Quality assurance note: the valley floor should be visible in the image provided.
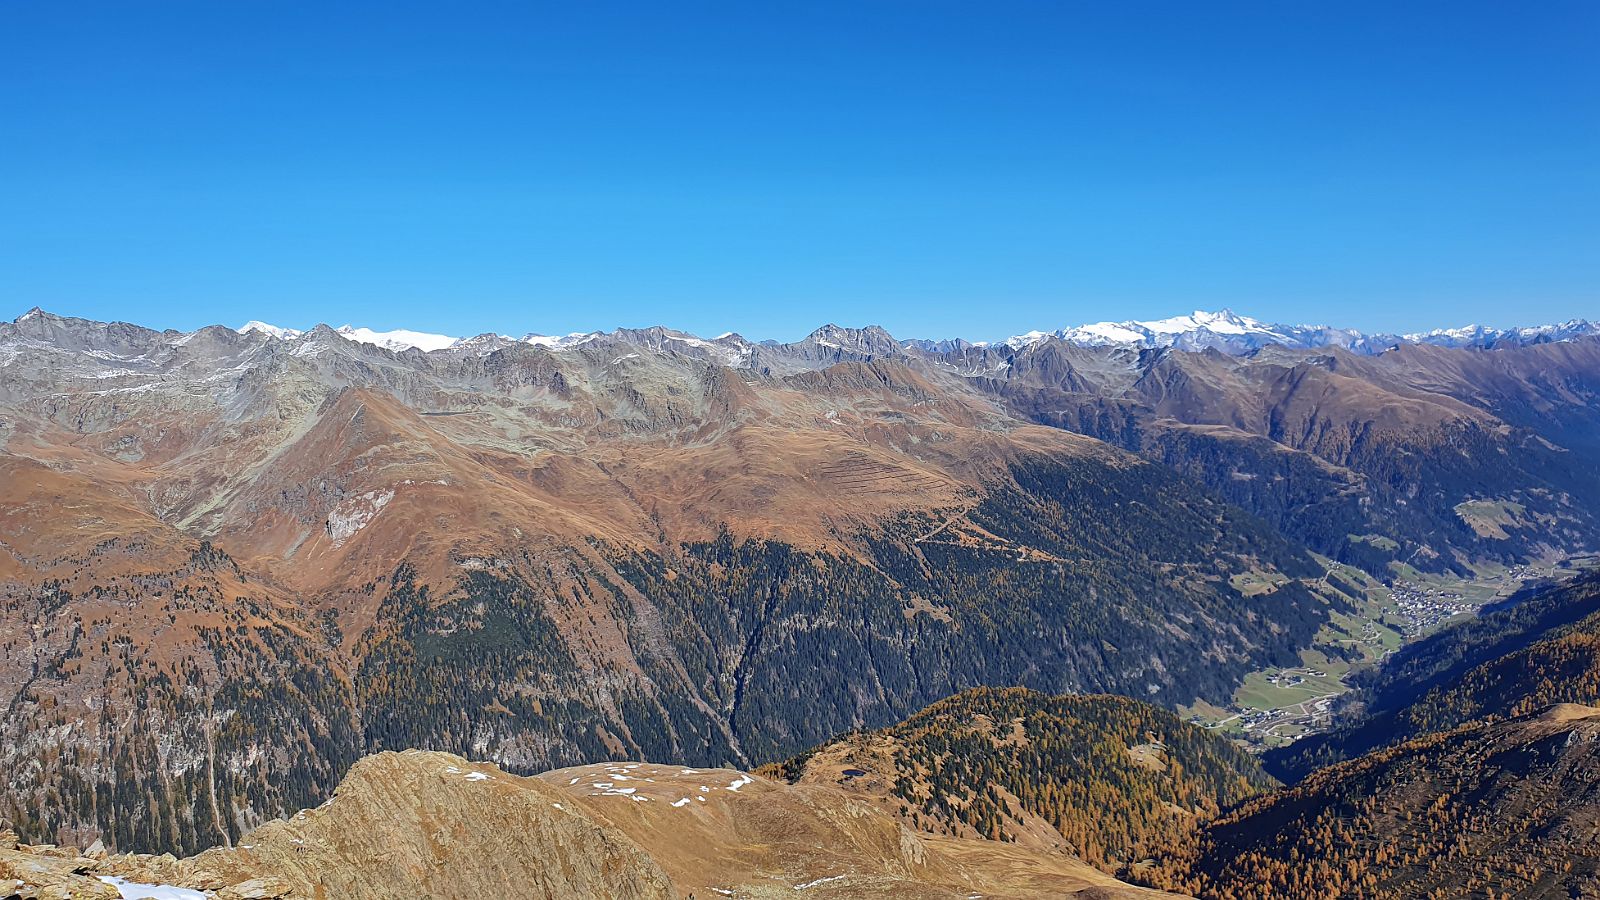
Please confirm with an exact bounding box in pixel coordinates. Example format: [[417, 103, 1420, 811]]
[[1183, 553, 1600, 752]]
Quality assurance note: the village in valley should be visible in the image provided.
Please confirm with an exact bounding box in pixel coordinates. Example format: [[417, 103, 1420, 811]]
[[1185, 556, 1580, 751]]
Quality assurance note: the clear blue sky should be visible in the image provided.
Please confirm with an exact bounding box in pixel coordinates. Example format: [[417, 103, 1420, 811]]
[[3, 1, 1596, 342]]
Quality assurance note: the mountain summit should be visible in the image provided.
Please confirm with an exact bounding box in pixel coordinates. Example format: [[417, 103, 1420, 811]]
[[1009, 308, 1335, 352]]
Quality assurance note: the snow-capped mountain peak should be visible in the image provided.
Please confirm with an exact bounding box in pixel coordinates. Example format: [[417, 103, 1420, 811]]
[[520, 332, 601, 349], [333, 325, 460, 353], [1046, 308, 1296, 350], [1402, 324, 1492, 342], [237, 321, 304, 340], [235, 321, 460, 352], [1010, 309, 1361, 354], [1005, 309, 1599, 355]]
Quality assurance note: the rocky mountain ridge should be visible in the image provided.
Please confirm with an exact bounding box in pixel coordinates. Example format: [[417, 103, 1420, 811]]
[[10, 304, 1600, 573]]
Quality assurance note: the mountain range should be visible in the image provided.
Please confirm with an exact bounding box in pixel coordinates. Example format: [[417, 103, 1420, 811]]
[[1005, 308, 1600, 355], [223, 307, 1600, 357], [3, 304, 1600, 896]]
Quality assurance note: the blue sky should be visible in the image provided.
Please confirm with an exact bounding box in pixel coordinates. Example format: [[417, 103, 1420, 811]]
[[2, 1, 1596, 342]]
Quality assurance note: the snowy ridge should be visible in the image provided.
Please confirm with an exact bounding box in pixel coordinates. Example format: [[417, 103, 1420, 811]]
[[237, 320, 457, 351], [1009, 309, 1357, 353], [521, 331, 601, 350], [1400, 319, 1600, 348], [334, 325, 460, 353], [1007, 309, 1599, 355], [238, 320, 304, 340]]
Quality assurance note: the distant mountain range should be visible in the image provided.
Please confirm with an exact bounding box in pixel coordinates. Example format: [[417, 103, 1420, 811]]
[[224, 306, 1599, 357], [1007, 308, 1600, 355]]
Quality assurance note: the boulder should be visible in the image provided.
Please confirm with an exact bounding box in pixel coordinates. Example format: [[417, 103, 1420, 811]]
[[216, 876, 293, 899]]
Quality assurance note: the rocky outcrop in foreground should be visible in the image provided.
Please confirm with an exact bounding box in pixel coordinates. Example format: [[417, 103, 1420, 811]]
[[6, 750, 1170, 900]]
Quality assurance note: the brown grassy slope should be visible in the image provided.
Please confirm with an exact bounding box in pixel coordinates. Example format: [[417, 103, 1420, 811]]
[[105, 750, 1179, 900]]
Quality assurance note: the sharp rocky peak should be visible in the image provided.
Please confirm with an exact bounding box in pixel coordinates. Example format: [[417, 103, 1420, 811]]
[[803, 323, 901, 354]]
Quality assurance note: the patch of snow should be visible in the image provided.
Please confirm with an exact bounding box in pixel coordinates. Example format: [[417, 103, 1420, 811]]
[[794, 874, 848, 890], [463, 771, 489, 782], [671, 797, 692, 807], [656, 332, 754, 366], [521, 332, 599, 349], [725, 774, 754, 792], [98, 877, 207, 900], [326, 489, 395, 546]]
